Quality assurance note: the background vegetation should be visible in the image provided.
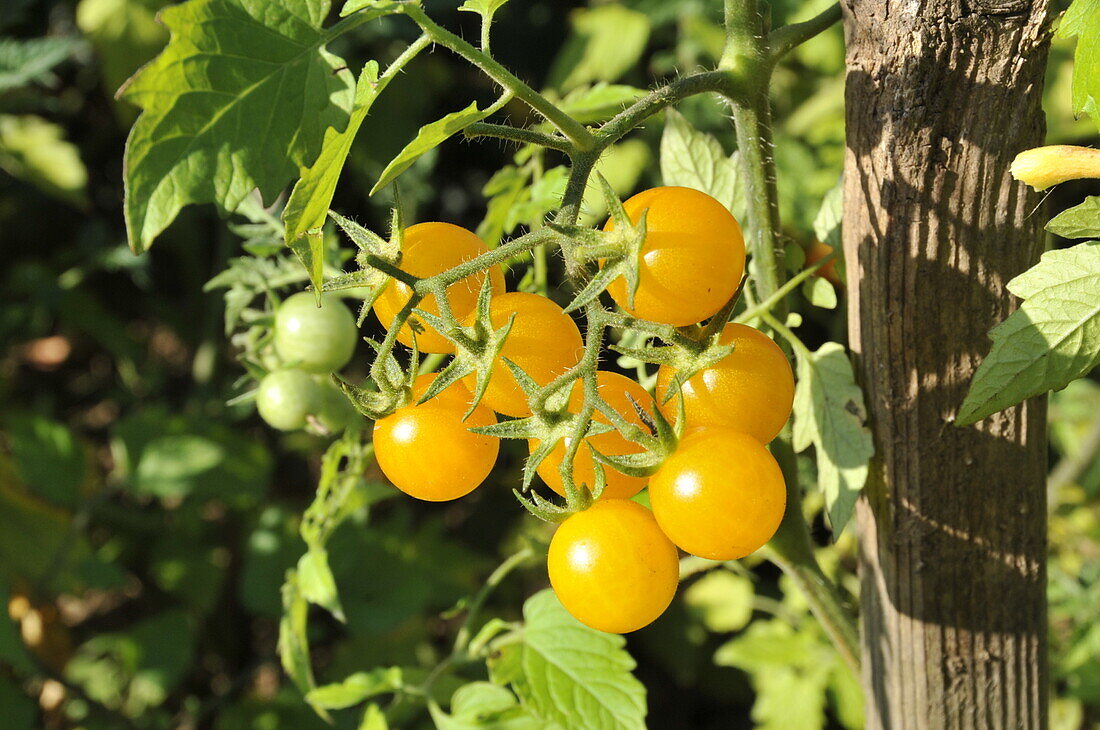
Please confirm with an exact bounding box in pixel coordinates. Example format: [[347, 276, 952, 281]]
[[0, 0, 1097, 728]]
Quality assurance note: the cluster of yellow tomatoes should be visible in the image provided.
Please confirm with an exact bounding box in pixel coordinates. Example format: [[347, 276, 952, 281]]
[[264, 187, 794, 634]]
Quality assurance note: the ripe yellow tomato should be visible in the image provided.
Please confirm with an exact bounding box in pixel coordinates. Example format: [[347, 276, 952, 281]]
[[529, 371, 651, 500], [548, 499, 679, 633], [603, 187, 745, 326], [656, 323, 793, 444], [806, 240, 841, 287], [373, 374, 499, 501], [649, 428, 786, 560], [372, 222, 506, 353], [461, 292, 583, 417]]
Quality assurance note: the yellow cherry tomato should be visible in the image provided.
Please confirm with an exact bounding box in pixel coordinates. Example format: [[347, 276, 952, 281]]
[[373, 374, 499, 501], [548, 499, 680, 633], [461, 292, 583, 417], [373, 222, 506, 353], [656, 323, 793, 444], [603, 186, 745, 326], [649, 428, 786, 560], [529, 371, 652, 500]]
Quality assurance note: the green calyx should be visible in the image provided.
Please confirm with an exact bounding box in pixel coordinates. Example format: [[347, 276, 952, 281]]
[[552, 175, 648, 313], [412, 276, 514, 419], [334, 337, 418, 420], [321, 205, 405, 326]]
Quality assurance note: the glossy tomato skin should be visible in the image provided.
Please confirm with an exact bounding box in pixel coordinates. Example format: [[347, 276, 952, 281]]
[[256, 369, 323, 431], [373, 374, 499, 501], [548, 499, 679, 633], [461, 292, 583, 417], [657, 323, 793, 444], [373, 222, 506, 353], [274, 292, 358, 373], [530, 371, 651, 500], [649, 428, 786, 560], [603, 187, 745, 326]]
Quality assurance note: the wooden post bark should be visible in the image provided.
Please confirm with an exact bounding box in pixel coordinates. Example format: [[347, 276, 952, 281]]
[[842, 1, 1052, 727]]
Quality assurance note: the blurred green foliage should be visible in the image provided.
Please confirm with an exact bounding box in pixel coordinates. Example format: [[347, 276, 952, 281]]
[[0, 0, 1097, 728]]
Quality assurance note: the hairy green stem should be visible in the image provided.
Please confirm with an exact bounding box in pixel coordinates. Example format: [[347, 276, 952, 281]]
[[402, 5, 594, 150], [464, 122, 575, 154], [721, 0, 860, 672]]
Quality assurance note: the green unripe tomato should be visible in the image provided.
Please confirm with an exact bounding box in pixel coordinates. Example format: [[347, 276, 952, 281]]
[[315, 381, 360, 433], [273, 292, 357, 373], [256, 369, 323, 431]]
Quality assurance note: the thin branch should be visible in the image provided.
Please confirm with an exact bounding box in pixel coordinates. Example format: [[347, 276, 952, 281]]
[[464, 122, 574, 154], [768, 4, 842, 64]]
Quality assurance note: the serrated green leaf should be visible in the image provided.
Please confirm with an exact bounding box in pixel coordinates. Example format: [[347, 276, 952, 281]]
[[306, 667, 403, 710], [802, 277, 837, 309], [958, 241, 1100, 424], [0, 115, 88, 205], [341, 0, 405, 16], [297, 548, 345, 622], [547, 5, 650, 92], [0, 36, 82, 92], [1047, 196, 1100, 239], [659, 108, 739, 213], [791, 342, 873, 535], [514, 590, 646, 730], [372, 101, 494, 195], [121, 0, 357, 252], [1058, 0, 1100, 127]]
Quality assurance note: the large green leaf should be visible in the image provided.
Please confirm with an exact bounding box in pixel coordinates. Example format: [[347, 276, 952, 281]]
[[513, 590, 646, 730], [1058, 0, 1100, 127], [429, 682, 541, 730], [791, 342, 873, 535], [120, 0, 357, 252], [659, 108, 740, 214], [958, 241, 1100, 424], [306, 667, 403, 710], [371, 101, 494, 195], [547, 5, 650, 92]]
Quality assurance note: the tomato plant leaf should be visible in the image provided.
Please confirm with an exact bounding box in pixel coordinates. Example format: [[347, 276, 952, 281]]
[[1047, 196, 1100, 239], [297, 548, 345, 622], [306, 667, 403, 710], [0, 115, 88, 206], [558, 83, 646, 124], [683, 570, 755, 633], [120, 0, 358, 253], [458, 0, 511, 22], [659, 108, 740, 215], [958, 241, 1100, 425], [279, 570, 329, 720], [511, 590, 646, 730], [802, 277, 837, 310], [1058, 0, 1100, 128], [340, 0, 405, 16], [371, 101, 495, 195], [791, 342, 873, 536]]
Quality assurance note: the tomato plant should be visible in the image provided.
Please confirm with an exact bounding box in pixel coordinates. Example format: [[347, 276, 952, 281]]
[[255, 369, 323, 432]]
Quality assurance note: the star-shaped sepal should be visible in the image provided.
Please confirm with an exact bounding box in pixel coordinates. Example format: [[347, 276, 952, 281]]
[[331, 336, 418, 421], [549, 174, 649, 314], [411, 276, 515, 418], [320, 203, 406, 326]]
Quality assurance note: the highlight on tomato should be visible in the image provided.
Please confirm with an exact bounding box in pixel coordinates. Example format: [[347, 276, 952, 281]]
[[603, 186, 745, 326], [548, 499, 680, 634], [373, 374, 499, 501], [657, 322, 794, 444], [648, 428, 786, 561]]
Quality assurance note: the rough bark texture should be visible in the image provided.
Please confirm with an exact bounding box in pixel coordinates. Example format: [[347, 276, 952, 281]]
[[842, 1, 1051, 727]]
